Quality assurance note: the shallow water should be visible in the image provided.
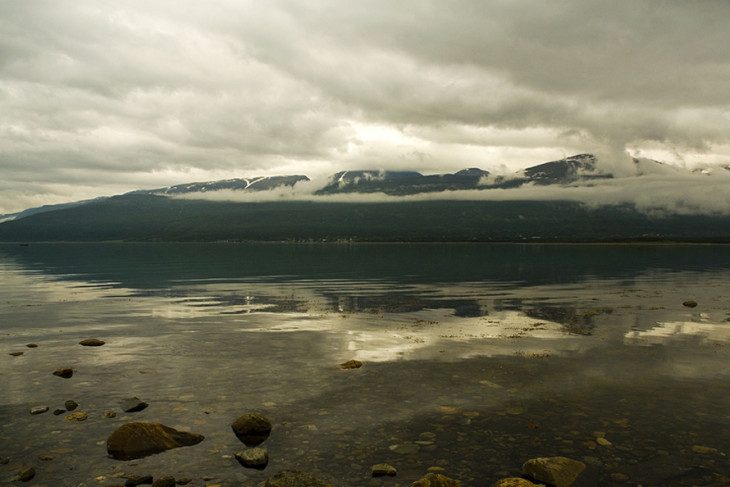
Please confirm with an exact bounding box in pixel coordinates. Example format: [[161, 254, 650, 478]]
[[0, 243, 729, 486]]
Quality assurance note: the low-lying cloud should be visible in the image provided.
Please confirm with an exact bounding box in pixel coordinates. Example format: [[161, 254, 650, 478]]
[[173, 168, 730, 216]]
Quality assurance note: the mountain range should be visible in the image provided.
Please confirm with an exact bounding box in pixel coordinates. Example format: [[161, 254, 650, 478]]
[[1, 154, 729, 242]]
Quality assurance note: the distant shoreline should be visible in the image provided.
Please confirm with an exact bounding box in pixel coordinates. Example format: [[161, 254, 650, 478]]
[[2, 240, 730, 246]]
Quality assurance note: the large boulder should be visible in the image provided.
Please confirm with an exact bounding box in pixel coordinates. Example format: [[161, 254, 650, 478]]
[[522, 456, 586, 487], [231, 412, 272, 446], [258, 470, 333, 487], [411, 473, 461, 487], [106, 422, 204, 460]]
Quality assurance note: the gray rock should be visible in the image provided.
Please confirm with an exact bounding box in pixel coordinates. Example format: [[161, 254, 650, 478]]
[[121, 397, 148, 413], [106, 422, 204, 460], [65, 400, 79, 411], [79, 338, 106, 347], [258, 470, 333, 487], [372, 463, 397, 477], [231, 412, 272, 446], [53, 367, 73, 378], [30, 406, 49, 415], [235, 447, 269, 469], [53, 409, 66, 416], [522, 456, 586, 487]]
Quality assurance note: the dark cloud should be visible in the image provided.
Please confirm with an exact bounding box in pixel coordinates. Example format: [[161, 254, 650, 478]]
[[1, 0, 729, 213]]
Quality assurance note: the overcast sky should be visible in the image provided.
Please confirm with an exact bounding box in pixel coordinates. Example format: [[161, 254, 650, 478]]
[[1, 0, 730, 213]]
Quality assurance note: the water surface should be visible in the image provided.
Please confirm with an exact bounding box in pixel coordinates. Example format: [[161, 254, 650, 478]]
[[1, 243, 729, 486]]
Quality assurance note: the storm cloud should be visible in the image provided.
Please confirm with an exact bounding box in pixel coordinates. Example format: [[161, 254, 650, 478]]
[[1, 0, 729, 213]]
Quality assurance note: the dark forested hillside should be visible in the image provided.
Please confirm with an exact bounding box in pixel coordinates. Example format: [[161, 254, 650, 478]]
[[0, 193, 728, 242]]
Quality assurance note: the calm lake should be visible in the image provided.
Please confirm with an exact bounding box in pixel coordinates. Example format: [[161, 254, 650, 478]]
[[1, 243, 729, 486]]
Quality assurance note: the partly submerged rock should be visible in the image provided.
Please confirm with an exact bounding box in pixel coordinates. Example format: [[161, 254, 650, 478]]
[[258, 470, 333, 487], [53, 367, 73, 378], [121, 397, 149, 413], [30, 406, 49, 415], [65, 411, 88, 421], [26, 343, 38, 348], [493, 479, 540, 487], [372, 463, 397, 477], [340, 359, 363, 369], [235, 447, 269, 470], [411, 473, 461, 487], [106, 422, 204, 460], [231, 412, 272, 446], [124, 474, 153, 486], [104, 410, 118, 418], [682, 300, 698, 308], [53, 408, 66, 416], [9, 351, 24, 356], [522, 456, 586, 487], [16, 466, 36, 482], [151, 477, 176, 487], [79, 338, 106, 346], [64, 400, 79, 411]]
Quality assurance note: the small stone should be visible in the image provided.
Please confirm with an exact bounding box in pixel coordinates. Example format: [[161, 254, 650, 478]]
[[65, 400, 79, 411], [340, 359, 363, 369], [596, 437, 612, 447], [235, 447, 269, 469], [17, 466, 36, 482], [522, 456, 586, 487], [79, 338, 106, 347], [26, 343, 38, 348], [66, 411, 88, 421], [9, 351, 24, 356], [152, 476, 176, 487], [410, 473, 461, 487], [494, 479, 540, 487], [53, 409, 66, 415], [372, 463, 397, 477], [231, 412, 272, 446], [104, 410, 118, 418], [30, 406, 50, 415], [692, 445, 718, 454], [125, 475, 153, 486], [121, 397, 149, 413], [176, 479, 192, 485], [53, 367, 73, 378], [682, 300, 698, 308]]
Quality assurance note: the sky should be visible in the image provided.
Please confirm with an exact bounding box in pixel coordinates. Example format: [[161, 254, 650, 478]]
[[1, 0, 730, 214]]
